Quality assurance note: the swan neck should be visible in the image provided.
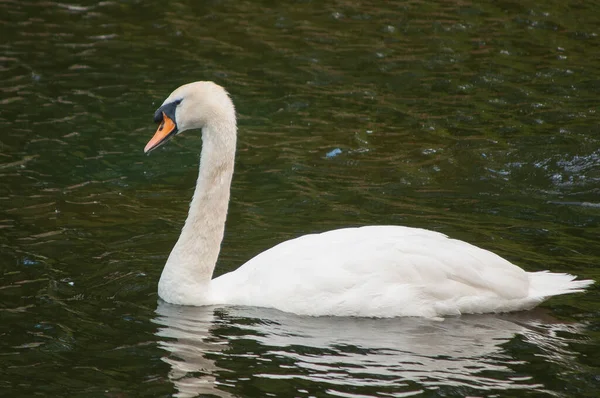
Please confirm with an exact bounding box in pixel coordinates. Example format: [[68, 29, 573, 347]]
[[158, 121, 236, 304]]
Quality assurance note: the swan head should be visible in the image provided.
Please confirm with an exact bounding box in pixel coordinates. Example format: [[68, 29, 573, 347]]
[[144, 81, 235, 153]]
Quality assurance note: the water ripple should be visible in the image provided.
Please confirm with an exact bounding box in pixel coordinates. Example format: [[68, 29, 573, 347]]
[[154, 304, 588, 397]]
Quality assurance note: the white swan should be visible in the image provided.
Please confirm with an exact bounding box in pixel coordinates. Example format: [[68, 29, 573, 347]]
[[144, 81, 593, 318]]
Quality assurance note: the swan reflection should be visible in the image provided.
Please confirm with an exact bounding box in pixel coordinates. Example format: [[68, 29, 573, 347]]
[[154, 302, 582, 397]]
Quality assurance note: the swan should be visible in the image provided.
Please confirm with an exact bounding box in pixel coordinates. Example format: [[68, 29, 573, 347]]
[[144, 81, 594, 318]]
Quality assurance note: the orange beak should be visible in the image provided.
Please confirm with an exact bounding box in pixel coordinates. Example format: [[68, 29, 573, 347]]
[[144, 112, 178, 153]]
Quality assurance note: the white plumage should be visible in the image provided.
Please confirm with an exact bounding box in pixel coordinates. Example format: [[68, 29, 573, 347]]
[[212, 226, 591, 317], [145, 81, 593, 318]]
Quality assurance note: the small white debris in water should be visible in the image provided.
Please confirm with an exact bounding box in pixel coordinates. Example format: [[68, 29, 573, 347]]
[[326, 148, 342, 158]]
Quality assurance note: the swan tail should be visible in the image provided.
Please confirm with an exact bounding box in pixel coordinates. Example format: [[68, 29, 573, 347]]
[[528, 271, 594, 299]]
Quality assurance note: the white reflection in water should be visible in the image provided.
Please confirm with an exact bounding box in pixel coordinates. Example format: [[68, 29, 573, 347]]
[[154, 302, 582, 397]]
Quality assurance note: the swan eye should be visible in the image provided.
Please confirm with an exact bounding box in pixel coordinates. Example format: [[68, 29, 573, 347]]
[[154, 99, 182, 123], [153, 110, 163, 124]]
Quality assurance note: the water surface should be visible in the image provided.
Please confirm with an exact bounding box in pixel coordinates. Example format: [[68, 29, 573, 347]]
[[1, 0, 599, 396]]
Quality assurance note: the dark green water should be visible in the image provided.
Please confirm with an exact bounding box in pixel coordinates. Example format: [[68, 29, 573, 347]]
[[2, 0, 600, 396]]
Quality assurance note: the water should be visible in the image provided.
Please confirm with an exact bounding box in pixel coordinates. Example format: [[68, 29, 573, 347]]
[[1, 0, 599, 396]]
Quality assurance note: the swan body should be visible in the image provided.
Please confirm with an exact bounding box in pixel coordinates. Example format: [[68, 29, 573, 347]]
[[145, 81, 593, 318]]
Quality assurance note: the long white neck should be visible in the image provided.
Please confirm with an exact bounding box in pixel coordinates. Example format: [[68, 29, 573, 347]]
[[158, 120, 236, 305]]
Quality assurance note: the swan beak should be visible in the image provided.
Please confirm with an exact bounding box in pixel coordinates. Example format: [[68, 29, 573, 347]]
[[144, 112, 178, 153]]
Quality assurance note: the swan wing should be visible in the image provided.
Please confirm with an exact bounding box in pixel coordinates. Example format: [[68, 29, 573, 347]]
[[211, 226, 535, 317]]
